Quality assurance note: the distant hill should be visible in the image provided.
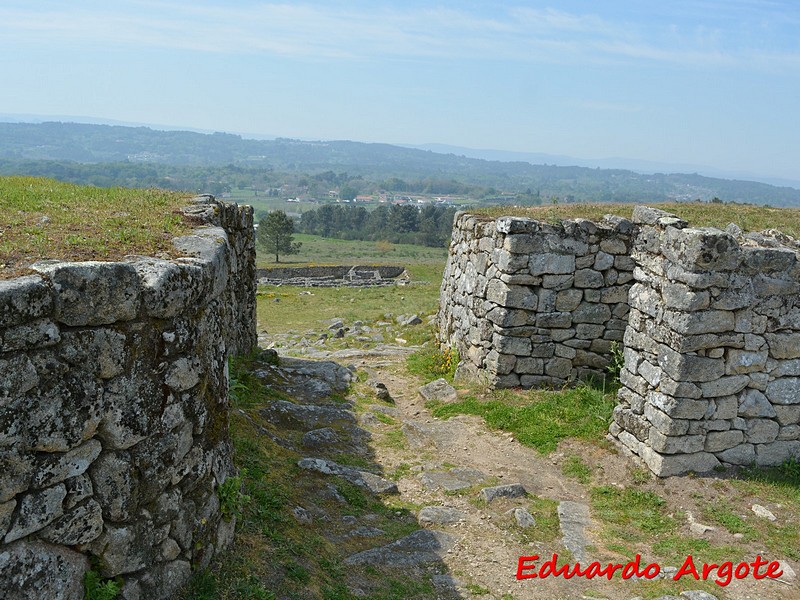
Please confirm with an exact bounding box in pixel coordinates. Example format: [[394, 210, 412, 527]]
[[0, 121, 798, 206]]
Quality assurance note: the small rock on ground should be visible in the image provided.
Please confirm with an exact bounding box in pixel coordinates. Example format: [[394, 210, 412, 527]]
[[418, 378, 458, 403], [418, 506, 467, 526], [344, 529, 458, 567], [480, 483, 527, 503], [298, 458, 398, 495], [509, 507, 536, 528], [558, 501, 592, 564]]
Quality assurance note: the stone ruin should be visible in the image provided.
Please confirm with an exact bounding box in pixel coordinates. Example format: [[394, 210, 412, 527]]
[[0, 196, 256, 599], [257, 265, 407, 287], [438, 206, 800, 476]]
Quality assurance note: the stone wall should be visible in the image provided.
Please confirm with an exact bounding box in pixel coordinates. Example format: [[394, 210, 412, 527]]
[[257, 265, 406, 287], [611, 206, 800, 476], [438, 211, 635, 388], [0, 196, 256, 599], [437, 207, 800, 476]]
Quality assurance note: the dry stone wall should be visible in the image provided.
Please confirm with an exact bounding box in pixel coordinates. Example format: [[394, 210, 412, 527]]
[[438, 211, 635, 388], [0, 196, 256, 599], [612, 206, 800, 476], [438, 207, 800, 476]]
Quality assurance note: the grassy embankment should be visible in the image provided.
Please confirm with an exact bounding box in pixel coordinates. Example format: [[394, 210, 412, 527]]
[[0, 176, 192, 279]]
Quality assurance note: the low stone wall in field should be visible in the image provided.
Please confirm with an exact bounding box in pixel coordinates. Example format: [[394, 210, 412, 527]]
[[437, 206, 800, 476], [0, 196, 256, 599], [257, 265, 405, 287]]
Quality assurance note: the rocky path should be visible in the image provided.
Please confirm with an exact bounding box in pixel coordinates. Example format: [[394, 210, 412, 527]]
[[250, 334, 795, 600]]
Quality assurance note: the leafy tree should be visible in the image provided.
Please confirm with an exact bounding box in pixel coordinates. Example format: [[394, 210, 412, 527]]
[[257, 210, 301, 262]]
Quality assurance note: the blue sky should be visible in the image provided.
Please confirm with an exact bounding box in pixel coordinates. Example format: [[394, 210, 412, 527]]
[[1, 1, 799, 181]]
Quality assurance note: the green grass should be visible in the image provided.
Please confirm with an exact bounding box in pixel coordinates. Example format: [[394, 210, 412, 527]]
[[257, 272, 442, 335], [428, 385, 616, 454], [257, 232, 448, 268], [590, 486, 677, 543], [406, 345, 459, 383], [562, 455, 593, 484], [0, 176, 191, 278]]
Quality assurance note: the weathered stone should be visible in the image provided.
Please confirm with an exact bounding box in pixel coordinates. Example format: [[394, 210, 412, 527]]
[[0, 540, 88, 600], [164, 357, 201, 392], [557, 501, 592, 563], [640, 447, 720, 477], [739, 389, 777, 418], [133, 259, 205, 319], [755, 440, 800, 466], [765, 378, 800, 405], [480, 483, 527, 503], [418, 506, 466, 526], [744, 419, 780, 444], [297, 458, 398, 495], [511, 507, 536, 528], [658, 346, 725, 382], [726, 349, 768, 374], [302, 427, 340, 449], [573, 269, 604, 288], [644, 404, 689, 436], [88, 519, 168, 577], [648, 392, 708, 420], [765, 333, 800, 359], [716, 444, 755, 465], [344, 529, 457, 567], [259, 400, 356, 431], [529, 253, 575, 276], [661, 282, 710, 311], [90, 451, 138, 522], [492, 333, 532, 356], [572, 302, 611, 324], [649, 429, 705, 454], [32, 261, 141, 326], [705, 430, 744, 452], [31, 439, 102, 489], [662, 227, 743, 272], [555, 289, 583, 312], [699, 375, 750, 398], [418, 378, 458, 403], [774, 405, 800, 426], [4, 485, 66, 543], [39, 499, 103, 546], [662, 310, 735, 335]]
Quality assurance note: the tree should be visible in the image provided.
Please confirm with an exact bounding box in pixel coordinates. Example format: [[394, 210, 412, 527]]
[[257, 210, 302, 262]]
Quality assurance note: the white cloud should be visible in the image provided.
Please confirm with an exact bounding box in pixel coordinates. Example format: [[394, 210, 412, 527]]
[[0, 1, 798, 69]]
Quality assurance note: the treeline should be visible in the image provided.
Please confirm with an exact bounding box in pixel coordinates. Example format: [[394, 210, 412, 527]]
[[296, 203, 458, 247]]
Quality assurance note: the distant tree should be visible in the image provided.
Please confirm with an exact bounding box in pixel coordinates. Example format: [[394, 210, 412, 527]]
[[257, 210, 302, 262]]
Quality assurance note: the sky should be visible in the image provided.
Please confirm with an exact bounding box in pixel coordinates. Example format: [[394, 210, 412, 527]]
[[1, 0, 799, 182]]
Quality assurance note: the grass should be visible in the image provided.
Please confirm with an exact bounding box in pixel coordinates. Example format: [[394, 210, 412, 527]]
[[589, 486, 677, 543], [562, 455, 593, 484], [473, 201, 800, 238], [427, 385, 616, 454], [256, 233, 448, 268], [406, 345, 459, 383], [0, 176, 192, 278], [257, 271, 441, 335]]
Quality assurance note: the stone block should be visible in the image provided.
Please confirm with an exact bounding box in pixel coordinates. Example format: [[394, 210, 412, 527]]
[[529, 253, 575, 276], [712, 395, 739, 419], [555, 289, 583, 311], [544, 357, 572, 379], [594, 251, 614, 271], [515, 357, 543, 375], [739, 389, 777, 418], [600, 237, 629, 254], [0, 275, 53, 328], [90, 451, 139, 522], [134, 259, 206, 319], [658, 346, 725, 382], [661, 281, 710, 311], [662, 309, 735, 335], [572, 302, 611, 324], [32, 261, 141, 326], [640, 447, 720, 477], [765, 377, 800, 405], [726, 349, 768, 374], [644, 404, 689, 436], [541, 274, 574, 289], [0, 540, 88, 599], [659, 377, 702, 399], [38, 499, 104, 546], [778, 425, 800, 441], [4, 484, 66, 543], [648, 391, 708, 420], [576, 323, 605, 339], [486, 307, 529, 328], [638, 360, 662, 387], [649, 429, 705, 454], [535, 312, 572, 328], [716, 443, 756, 465], [774, 405, 800, 426], [744, 419, 780, 444], [699, 375, 750, 398], [662, 227, 743, 272], [31, 439, 102, 489], [573, 269, 604, 289], [705, 430, 744, 452], [755, 440, 800, 466], [765, 334, 800, 359]]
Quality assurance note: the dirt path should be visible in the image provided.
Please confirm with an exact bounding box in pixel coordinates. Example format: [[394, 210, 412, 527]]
[[256, 337, 798, 600]]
